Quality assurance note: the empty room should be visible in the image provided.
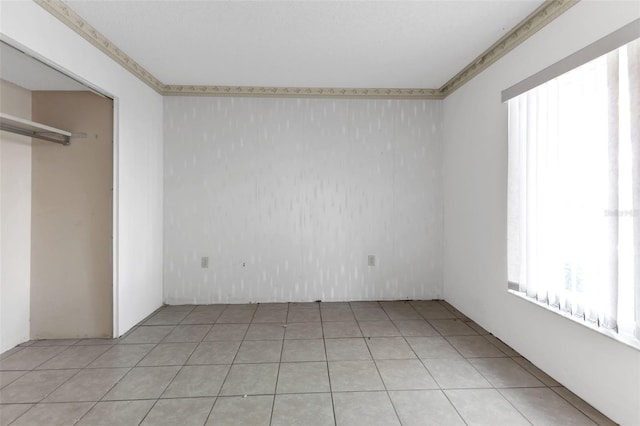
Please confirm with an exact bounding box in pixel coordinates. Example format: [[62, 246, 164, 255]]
[[0, 0, 639, 425]]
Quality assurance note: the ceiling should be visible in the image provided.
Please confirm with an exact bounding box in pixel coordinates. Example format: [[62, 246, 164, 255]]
[[64, 0, 544, 90]]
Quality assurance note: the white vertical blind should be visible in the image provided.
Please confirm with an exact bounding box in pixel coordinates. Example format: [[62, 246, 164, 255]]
[[507, 39, 639, 343]]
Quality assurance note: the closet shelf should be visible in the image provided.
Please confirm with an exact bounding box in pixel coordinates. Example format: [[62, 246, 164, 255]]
[[0, 112, 72, 145]]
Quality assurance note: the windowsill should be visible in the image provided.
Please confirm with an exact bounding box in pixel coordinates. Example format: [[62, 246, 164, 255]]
[[508, 289, 640, 351]]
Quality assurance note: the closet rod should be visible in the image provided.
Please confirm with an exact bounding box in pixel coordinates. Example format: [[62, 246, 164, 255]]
[[0, 124, 70, 145], [0, 112, 72, 145]]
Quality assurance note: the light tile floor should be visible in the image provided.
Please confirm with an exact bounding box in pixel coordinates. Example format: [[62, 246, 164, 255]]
[[0, 300, 616, 426]]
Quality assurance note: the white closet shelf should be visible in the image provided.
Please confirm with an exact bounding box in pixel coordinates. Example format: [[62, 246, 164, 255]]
[[0, 112, 72, 145]]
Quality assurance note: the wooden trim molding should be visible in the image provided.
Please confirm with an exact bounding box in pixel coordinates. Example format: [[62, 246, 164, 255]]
[[34, 0, 578, 99], [163, 85, 444, 99], [439, 0, 579, 97], [33, 0, 165, 94]]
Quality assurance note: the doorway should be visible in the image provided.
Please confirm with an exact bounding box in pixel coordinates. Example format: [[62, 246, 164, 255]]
[[0, 41, 114, 341]]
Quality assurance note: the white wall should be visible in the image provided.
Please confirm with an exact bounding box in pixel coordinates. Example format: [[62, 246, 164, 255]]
[[164, 97, 442, 304], [0, 80, 32, 353], [442, 2, 640, 424], [0, 1, 164, 337]]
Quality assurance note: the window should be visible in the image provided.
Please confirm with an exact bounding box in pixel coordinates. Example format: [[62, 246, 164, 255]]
[[505, 25, 639, 347]]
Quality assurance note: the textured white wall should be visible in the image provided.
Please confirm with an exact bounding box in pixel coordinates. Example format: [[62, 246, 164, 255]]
[[164, 97, 442, 304], [0, 1, 164, 338], [0, 80, 32, 353], [442, 2, 640, 424]]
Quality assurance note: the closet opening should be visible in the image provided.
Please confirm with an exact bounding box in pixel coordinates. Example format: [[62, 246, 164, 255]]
[[0, 40, 116, 342]]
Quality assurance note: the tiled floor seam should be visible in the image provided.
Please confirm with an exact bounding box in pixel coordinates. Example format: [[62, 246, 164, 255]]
[[201, 304, 258, 425], [267, 305, 287, 426]]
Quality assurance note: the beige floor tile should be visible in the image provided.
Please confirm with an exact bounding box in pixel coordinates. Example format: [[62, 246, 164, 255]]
[[389, 390, 465, 425], [252, 309, 288, 323], [219, 363, 278, 396], [77, 400, 155, 426], [0, 403, 33, 426], [328, 360, 384, 391], [358, 321, 402, 337], [468, 357, 544, 388], [511, 356, 561, 387], [422, 358, 491, 389], [352, 308, 389, 321], [44, 368, 129, 402], [446, 335, 505, 358], [244, 323, 286, 340], [162, 364, 230, 398], [551, 387, 617, 426], [0, 346, 67, 370], [216, 309, 255, 324], [320, 308, 356, 322], [102, 366, 180, 400], [207, 395, 273, 426], [281, 339, 326, 362], [376, 359, 438, 390], [322, 321, 362, 338], [138, 343, 197, 366], [325, 338, 371, 361], [11, 402, 93, 426], [203, 324, 249, 341], [500, 388, 597, 425], [141, 397, 215, 426], [0, 369, 78, 403], [333, 391, 400, 426], [445, 389, 530, 425], [287, 309, 321, 323], [88, 344, 155, 368], [406, 336, 460, 359], [120, 326, 175, 344], [276, 362, 330, 394], [284, 322, 324, 339], [187, 341, 241, 365], [0, 371, 28, 390], [428, 319, 478, 336], [393, 320, 439, 337], [272, 393, 334, 426], [162, 325, 212, 342], [483, 335, 519, 356], [366, 337, 416, 360], [144, 311, 190, 326], [181, 310, 223, 325], [36, 345, 111, 370], [234, 340, 282, 363]]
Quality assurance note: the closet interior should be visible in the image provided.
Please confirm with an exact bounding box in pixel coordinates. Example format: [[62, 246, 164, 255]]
[[0, 41, 114, 340]]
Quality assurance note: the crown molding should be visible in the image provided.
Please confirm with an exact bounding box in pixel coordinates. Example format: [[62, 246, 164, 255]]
[[438, 0, 579, 97], [163, 85, 444, 99], [33, 0, 165, 94], [34, 0, 577, 100]]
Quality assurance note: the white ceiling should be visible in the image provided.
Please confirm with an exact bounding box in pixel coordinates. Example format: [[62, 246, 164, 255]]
[[65, 0, 544, 89]]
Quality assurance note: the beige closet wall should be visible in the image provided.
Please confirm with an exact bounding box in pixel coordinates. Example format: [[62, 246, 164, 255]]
[[31, 91, 113, 339]]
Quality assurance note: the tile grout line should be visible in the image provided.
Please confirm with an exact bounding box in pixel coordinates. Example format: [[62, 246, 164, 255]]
[[322, 302, 339, 426], [376, 301, 417, 426], [435, 300, 537, 426], [41, 322, 160, 426], [75, 305, 194, 425], [202, 303, 256, 425], [408, 306, 472, 426], [267, 303, 289, 426], [5, 343, 115, 426]]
